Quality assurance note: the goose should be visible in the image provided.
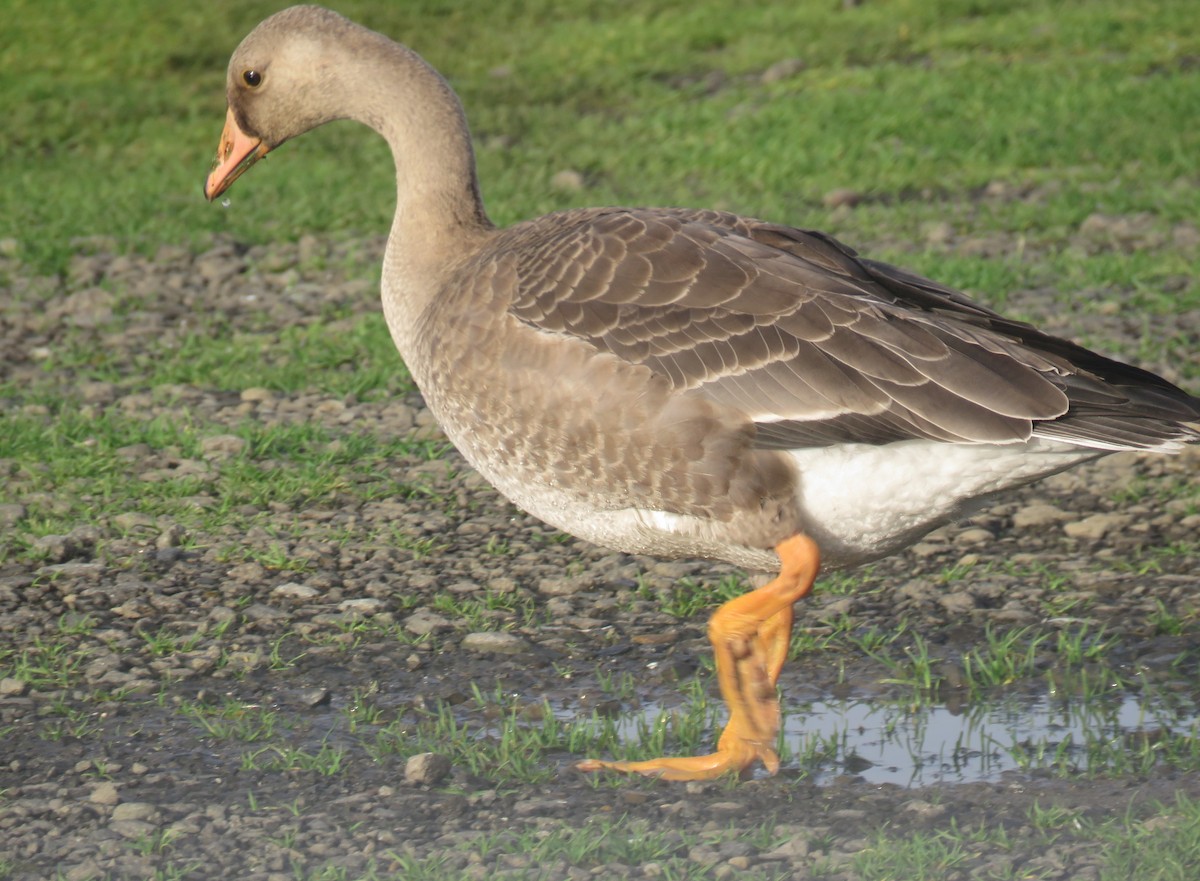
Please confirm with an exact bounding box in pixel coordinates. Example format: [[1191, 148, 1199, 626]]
[[205, 5, 1200, 780]]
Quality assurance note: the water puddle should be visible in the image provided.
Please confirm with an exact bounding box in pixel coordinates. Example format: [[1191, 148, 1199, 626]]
[[777, 691, 1200, 786], [600, 688, 1200, 786]]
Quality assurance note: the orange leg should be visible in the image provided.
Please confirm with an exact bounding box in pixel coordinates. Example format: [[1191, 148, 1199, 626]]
[[577, 534, 819, 781]]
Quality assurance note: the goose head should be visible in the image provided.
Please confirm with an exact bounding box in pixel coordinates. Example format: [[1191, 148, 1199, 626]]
[[204, 6, 378, 201]]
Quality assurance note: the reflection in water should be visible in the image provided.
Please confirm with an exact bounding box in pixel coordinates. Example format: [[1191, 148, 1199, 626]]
[[603, 688, 1200, 786], [780, 691, 1200, 786]]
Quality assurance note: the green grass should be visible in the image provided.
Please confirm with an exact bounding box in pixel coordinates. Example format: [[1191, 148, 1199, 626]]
[[179, 696, 280, 742], [851, 794, 1200, 881], [2, 3, 1199, 876], [381, 815, 787, 881], [2, 0, 1199, 304], [0, 409, 447, 563]]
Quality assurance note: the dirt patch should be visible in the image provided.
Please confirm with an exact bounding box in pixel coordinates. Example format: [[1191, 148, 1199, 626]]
[[1, 230, 1198, 880]]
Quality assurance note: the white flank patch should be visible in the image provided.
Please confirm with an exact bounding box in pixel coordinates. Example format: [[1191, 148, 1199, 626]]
[[788, 438, 1098, 566]]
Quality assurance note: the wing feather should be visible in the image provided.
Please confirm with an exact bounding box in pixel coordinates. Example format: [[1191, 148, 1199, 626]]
[[498, 207, 1199, 450]]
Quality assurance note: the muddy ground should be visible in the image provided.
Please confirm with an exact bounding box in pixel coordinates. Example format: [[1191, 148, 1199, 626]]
[[1, 215, 1199, 880]]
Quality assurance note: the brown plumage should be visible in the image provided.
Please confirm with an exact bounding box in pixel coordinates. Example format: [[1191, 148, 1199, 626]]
[[206, 6, 1199, 780]]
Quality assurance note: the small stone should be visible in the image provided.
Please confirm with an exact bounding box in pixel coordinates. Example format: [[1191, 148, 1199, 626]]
[[84, 654, 123, 682], [909, 542, 943, 559], [209, 606, 237, 625], [537, 575, 592, 596], [761, 57, 806, 84], [113, 512, 157, 533], [0, 677, 29, 696], [115, 443, 152, 460], [984, 180, 1011, 198], [242, 603, 286, 623], [1012, 504, 1072, 528], [112, 802, 159, 822], [0, 504, 26, 527], [65, 859, 105, 881], [228, 561, 267, 583], [763, 838, 810, 860], [298, 687, 331, 708], [110, 819, 157, 839], [513, 796, 568, 816], [818, 597, 856, 620], [273, 582, 321, 600], [155, 524, 187, 549], [924, 221, 954, 245], [79, 381, 119, 404], [38, 562, 105, 580], [707, 801, 743, 816], [338, 597, 386, 616], [404, 610, 453, 635], [461, 632, 529, 654], [31, 534, 76, 563], [226, 650, 264, 672], [89, 781, 120, 805], [939, 591, 978, 615], [551, 169, 585, 192], [822, 188, 863, 209], [201, 434, 248, 463], [405, 752, 451, 785], [1064, 513, 1131, 541], [955, 527, 994, 545], [902, 799, 947, 819]]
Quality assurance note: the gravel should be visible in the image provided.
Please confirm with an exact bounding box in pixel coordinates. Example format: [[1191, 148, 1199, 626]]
[[1, 222, 1198, 880]]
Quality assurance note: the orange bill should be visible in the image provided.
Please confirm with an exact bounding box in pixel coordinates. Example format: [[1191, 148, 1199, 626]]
[[204, 107, 269, 201]]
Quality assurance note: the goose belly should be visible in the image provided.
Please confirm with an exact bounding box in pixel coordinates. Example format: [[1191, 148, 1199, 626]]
[[787, 438, 1101, 568]]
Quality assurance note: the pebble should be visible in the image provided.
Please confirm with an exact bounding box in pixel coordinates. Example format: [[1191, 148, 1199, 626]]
[[1063, 513, 1131, 541], [902, 799, 948, 820], [242, 603, 287, 623], [110, 819, 157, 839], [763, 837, 810, 860], [537, 575, 593, 596], [89, 782, 119, 805], [113, 512, 157, 532], [822, 188, 864, 209], [338, 597, 386, 616], [0, 504, 26, 527], [460, 632, 529, 654], [938, 591, 978, 615], [199, 434, 247, 459], [111, 802, 159, 822], [761, 57, 806, 83], [404, 752, 451, 786], [1012, 503, 1073, 528], [64, 860, 104, 881], [273, 582, 321, 600], [298, 687, 331, 707], [404, 610, 454, 635], [955, 527, 994, 546], [550, 169, 585, 192]]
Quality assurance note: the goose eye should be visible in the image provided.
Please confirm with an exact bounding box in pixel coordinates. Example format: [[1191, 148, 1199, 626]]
[[242, 69, 263, 87]]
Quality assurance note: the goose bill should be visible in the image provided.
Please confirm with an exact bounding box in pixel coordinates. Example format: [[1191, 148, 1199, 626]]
[[204, 107, 269, 201]]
